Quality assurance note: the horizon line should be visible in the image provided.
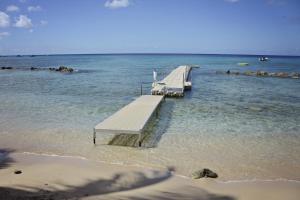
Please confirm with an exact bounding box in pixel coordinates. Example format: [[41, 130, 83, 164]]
[[1, 53, 300, 57]]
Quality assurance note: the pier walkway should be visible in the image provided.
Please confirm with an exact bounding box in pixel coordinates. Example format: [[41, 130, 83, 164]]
[[93, 95, 164, 146], [151, 65, 192, 97]]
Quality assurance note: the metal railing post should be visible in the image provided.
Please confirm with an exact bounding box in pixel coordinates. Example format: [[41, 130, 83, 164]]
[[93, 128, 96, 145]]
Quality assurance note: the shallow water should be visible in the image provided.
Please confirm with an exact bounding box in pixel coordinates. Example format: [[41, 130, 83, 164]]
[[0, 54, 299, 181]]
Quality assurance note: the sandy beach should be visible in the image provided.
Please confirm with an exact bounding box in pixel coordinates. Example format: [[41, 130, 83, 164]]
[[1, 151, 299, 200], [1, 0, 300, 199]]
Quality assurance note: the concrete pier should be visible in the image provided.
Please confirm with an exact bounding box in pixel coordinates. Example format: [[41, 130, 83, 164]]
[[94, 95, 164, 146]]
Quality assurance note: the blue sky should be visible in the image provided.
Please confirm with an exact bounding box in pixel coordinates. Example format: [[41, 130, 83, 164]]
[[0, 0, 300, 55]]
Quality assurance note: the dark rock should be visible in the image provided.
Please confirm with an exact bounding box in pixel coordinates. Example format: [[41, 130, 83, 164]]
[[256, 71, 268, 76], [192, 168, 218, 179], [30, 67, 38, 70], [1, 67, 13, 70], [58, 66, 74, 73], [14, 170, 22, 174], [226, 70, 230, 74], [48, 66, 74, 73]]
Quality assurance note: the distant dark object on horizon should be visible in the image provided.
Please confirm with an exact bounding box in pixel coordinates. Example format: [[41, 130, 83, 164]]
[[259, 56, 269, 61]]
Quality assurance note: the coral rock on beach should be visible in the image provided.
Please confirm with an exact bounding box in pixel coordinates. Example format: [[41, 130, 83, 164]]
[[14, 170, 22, 174], [192, 168, 218, 179]]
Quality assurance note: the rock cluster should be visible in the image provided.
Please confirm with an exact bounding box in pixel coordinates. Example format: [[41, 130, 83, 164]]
[[1, 66, 74, 73], [1, 67, 13, 70], [218, 70, 299, 79], [55, 66, 74, 72], [48, 66, 74, 72]]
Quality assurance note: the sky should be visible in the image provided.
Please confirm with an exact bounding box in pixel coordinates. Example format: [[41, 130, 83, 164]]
[[0, 0, 300, 55]]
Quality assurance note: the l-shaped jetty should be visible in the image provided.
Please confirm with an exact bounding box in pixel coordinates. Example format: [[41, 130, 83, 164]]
[[93, 65, 193, 146]]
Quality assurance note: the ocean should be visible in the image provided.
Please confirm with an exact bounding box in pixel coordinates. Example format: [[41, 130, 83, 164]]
[[0, 54, 299, 181]]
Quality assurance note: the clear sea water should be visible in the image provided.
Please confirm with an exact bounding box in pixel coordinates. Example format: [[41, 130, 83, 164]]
[[0, 54, 299, 181]]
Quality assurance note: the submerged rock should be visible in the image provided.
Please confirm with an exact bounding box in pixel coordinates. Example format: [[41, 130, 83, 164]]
[[243, 71, 255, 76], [275, 72, 289, 78], [192, 168, 218, 179], [49, 67, 56, 71], [1, 66, 76, 73], [249, 106, 262, 112], [220, 70, 299, 79], [232, 71, 240, 75]]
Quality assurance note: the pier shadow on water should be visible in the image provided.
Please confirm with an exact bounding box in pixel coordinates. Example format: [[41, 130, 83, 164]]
[[108, 100, 174, 148]]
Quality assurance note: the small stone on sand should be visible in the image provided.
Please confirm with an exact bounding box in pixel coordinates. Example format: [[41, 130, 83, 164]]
[[14, 170, 22, 174]]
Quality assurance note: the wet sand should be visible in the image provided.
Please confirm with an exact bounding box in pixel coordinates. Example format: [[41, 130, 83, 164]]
[[0, 152, 299, 200]]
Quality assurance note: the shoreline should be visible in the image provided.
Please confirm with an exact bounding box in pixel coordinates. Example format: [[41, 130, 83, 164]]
[[21, 151, 300, 184], [1, 152, 299, 200]]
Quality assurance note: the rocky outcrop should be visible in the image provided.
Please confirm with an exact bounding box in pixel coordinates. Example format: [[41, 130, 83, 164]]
[[218, 70, 299, 79], [1, 67, 13, 70], [256, 71, 268, 76], [1, 66, 75, 73], [56, 66, 74, 73]]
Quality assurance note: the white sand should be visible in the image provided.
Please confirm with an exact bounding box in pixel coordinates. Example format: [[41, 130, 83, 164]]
[[0, 152, 299, 200]]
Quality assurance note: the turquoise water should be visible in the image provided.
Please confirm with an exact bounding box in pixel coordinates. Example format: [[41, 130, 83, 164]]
[[0, 54, 300, 181]]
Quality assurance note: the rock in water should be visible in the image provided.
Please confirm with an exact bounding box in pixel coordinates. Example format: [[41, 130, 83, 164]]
[[57, 66, 74, 73], [249, 106, 262, 112], [49, 67, 56, 71], [1, 67, 13, 70], [192, 168, 218, 179]]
